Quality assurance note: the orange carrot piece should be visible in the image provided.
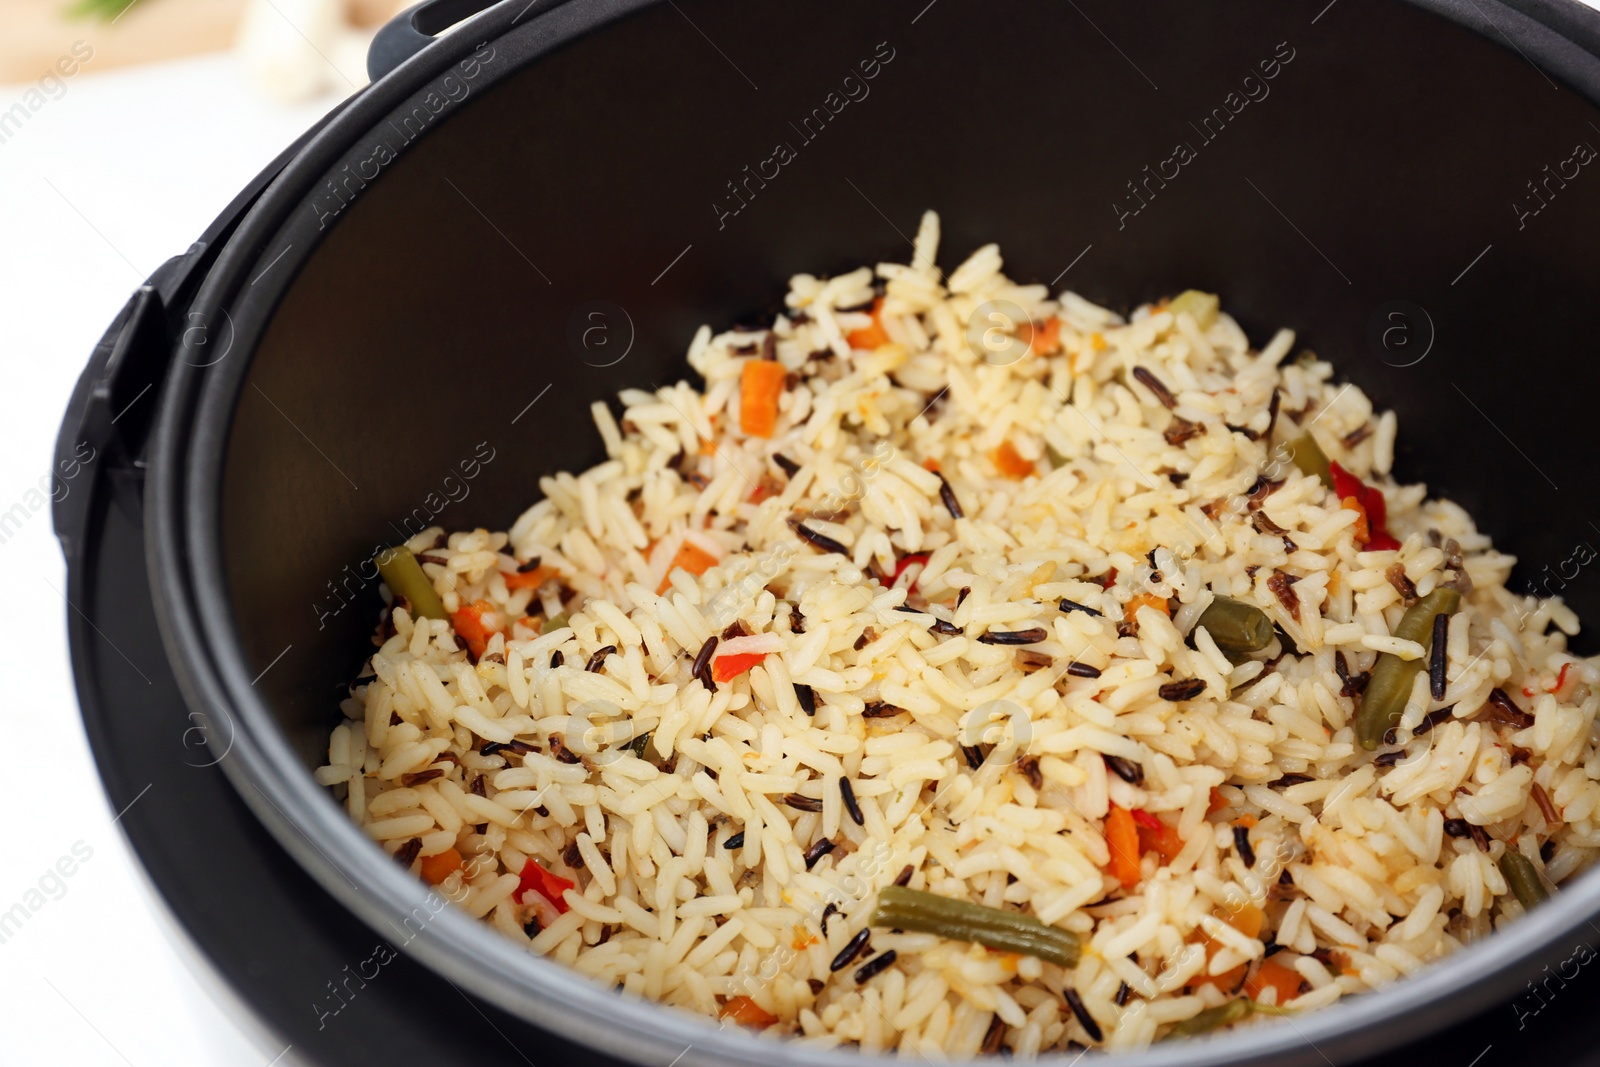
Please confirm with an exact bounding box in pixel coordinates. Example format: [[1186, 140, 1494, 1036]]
[[657, 541, 719, 594], [719, 996, 778, 1028], [712, 652, 768, 683], [1104, 805, 1143, 888], [921, 457, 941, 472], [419, 847, 463, 885], [1245, 958, 1304, 1004], [1019, 318, 1063, 356], [1137, 820, 1185, 864], [1124, 593, 1170, 628], [1221, 902, 1266, 939], [740, 359, 787, 439], [504, 564, 559, 591], [451, 599, 499, 658], [1340, 495, 1371, 545], [1089, 331, 1107, 352], [846, 297, 891, 350], [990, 440, 1034, 480], [1207, 787, 1229, 815]]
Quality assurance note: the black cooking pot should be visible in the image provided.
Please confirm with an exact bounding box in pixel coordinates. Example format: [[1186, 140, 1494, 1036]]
[[55, 1, 1600, 1064]]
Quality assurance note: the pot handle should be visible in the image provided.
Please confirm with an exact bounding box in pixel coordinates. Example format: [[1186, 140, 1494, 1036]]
[[368, 0, 504, 83]]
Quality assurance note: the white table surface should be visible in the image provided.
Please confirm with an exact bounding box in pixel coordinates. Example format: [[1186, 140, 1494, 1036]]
[[0, 51, 346, 1067]]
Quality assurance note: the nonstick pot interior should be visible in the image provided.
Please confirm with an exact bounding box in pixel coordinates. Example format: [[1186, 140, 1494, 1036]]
[[154, 0, 1600, 1064]]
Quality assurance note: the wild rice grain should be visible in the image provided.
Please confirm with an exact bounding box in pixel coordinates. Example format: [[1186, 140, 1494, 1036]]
[[981, 1016, 1007, 1055], [692, 636, 719, 692], [773, 453, 800, 477], [784, 793, 824, 813], [803, 838, 836, 870], [585, 645, 616, 673], [1064, 988, 1104, 1043], [1066, 661, 1103, 679], [855, 949, 897, 984], [1105, 755, 1144, 784], [794, 523, 849, 555], [1233, 825, 1256, 867], [978, 627, 1049, 646], [394, 838, 422, 868], [893, 865, 914, 887], [1132, 366, 1177, 409], [794, 682, 817, 715], [1158, 678, 1207, 701], [840, 778, 865, 826], [1485, 688, 1534, 729], [938, 473, 964, 519], [1268, 570, 1301, 622], [831, 928, 872, 972], [723, 831, 745, 850], [1058, 598, 1103, 617], [1429, 613, 1449, 699]]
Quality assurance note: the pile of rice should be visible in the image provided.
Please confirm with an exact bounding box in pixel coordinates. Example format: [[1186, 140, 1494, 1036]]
[[318, 211, 1600, 1054]]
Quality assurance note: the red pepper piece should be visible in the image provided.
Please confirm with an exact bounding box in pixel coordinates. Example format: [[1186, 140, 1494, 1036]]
[[517, 859, 574, 912]]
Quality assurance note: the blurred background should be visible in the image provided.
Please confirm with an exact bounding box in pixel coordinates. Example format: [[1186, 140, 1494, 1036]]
[[1, 1, 404, 1064]]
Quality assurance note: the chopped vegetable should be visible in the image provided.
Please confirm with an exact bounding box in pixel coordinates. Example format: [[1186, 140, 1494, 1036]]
[[419, 846, 462, 885], [1136, 815, 1185, 864], [1285, 433, 1332, 489], [1330, 462, 1400, 551], [1193, 901, 1264, 992], [1354, 587, 1461, 749], [990, 440, 1034, 479], [1104, 805, 1143, 888], [1165, 999, 1250, 1038], [1500, 850, 1550, 910], [504, 564, 559, 591], [541, 612, 569, 634], [868, 886, 1080, 968], [1195, 596, 1273, 654], [1244, 958, 1304, 1005], [516, 859, 574, 912], [1168, 289, 1220, 330], [1018, 317, 1064, 356], [739, 359, 787, 439], [889, 552, 931, 592], [375, 545, 448, 620], [712, 651, 768, 683], [657, 540, 719, 594], [1125, 593, 1170, 628], [1341, 495, 1371, 545], [719, 996, 777, 1028], [845, 297, 891, 350], [451, 599, 500, 659]]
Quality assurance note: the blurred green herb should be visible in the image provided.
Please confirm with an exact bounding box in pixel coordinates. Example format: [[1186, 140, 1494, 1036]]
[[69, 0, 142, 21]]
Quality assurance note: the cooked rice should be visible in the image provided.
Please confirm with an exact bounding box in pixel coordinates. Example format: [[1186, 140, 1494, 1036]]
[[320, 211, 1599, 1054]]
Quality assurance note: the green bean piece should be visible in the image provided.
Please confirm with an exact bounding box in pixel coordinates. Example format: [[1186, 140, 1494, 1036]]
[[1499, 850, 1550, 910], [374, 545, 447, 621], [869, 886, 1081, 968], [1354, 587, 1461, 750], [1168, 290, 1220, 331], [543, 613, 569, 634], [1286, 432, 1333, 489], [1164, 999, 1250, 1039], [1045, 443, 1067, 468], [1196, 596, 1274, 654]]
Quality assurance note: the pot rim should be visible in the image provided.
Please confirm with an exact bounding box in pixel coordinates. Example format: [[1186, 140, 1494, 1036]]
[[144, 2, 1600, 1065]]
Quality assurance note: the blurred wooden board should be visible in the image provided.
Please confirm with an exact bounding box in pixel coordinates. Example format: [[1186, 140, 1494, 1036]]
[[0, 0, 250, 83]]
